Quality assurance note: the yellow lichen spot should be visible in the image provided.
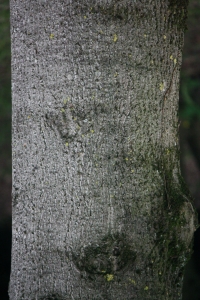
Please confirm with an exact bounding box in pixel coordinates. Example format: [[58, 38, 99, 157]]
[[105, 274, 114, 281], [159, 83, 164, 91], [166, 149, 170, 155], [159, 271, 162, 275], [163, 35, 166, 39], [84, 15, 87, 19], [50, 33, 54, 39], [131, 170, 134, 173], [113, 34, 118, 42], [144, 34, 147, 37], [125, 157, 129, 161], [65, 142, 69, 146], [99, 30, 104, 34], [63, 97, 70, 104], [129, 279, 136, 285], [61, 108, 65, 113], [170, 55, 173, 60], [110, 195, 114, 198], [27, 115, 30, 118], [114, 72, 118, 77], [82, 134, 85, 137], [174, 58, 177, 64], [101, 270, 106, 273], [90, 129, 94, 133], [144, 286, 149, 291]]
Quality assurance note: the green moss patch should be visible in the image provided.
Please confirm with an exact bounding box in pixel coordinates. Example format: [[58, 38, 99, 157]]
[[168, 0, 189, 31], [72, 233, 136, 276]]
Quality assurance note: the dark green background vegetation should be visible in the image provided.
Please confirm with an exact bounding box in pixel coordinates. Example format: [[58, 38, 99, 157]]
[[0, 0, 200, 299]]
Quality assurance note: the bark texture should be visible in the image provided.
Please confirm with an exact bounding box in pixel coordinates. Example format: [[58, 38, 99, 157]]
[[10, 0, 197, 299]]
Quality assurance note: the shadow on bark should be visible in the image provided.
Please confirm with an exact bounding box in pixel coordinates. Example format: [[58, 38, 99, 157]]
[[0, 217, 11, 300]]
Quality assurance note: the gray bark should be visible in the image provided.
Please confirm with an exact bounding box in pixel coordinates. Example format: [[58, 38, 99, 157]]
[[9, 1, 197, 299]]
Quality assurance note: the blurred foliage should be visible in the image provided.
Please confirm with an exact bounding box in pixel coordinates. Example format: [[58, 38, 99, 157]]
[[180, 76, 200, 122], [0, 0, 11, 176], [180, 0, 200, 130]]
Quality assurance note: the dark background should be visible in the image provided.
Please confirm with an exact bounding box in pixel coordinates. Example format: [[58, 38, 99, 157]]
[[0, 1, 200, 299]]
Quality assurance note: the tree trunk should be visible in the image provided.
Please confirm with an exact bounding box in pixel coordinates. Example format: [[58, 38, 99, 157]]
[[9, 1, 197, 299]]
